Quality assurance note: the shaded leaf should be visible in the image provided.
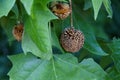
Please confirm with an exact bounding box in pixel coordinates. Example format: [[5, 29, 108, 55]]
[[111, 54, 120, 73], [93, 26, 109, 40], [51, 1, 108, 56], [73, 1, 108, 56], [103, 0, 113, 18], [0, 0, 15, 18], [51, 0, 108, 55], [83, 0, 92, 10], [51, 20, 65, 54], [11, 4, 19, 18], [107, 67, 120, 80], [0, 56, 11, 79], [107, 38, 120, 53], [108, 39, 120, 73], [0, 16, 16, 42]]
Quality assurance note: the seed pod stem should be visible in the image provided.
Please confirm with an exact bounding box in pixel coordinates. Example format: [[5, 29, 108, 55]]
[[69, 0, 73, 27]]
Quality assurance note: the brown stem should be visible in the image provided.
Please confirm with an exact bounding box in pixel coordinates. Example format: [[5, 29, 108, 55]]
[[69, 0, 73, 27]]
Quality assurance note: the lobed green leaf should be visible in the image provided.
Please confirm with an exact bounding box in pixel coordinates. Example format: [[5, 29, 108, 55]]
[[22, 0, 56, 59], [8, 53, 109, 80]]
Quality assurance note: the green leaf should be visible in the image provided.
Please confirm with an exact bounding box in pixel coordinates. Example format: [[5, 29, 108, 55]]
[[107, 67, 120, 80], [11, 4, 19, 19], [79, 58, 110, 80], [20, 0, 34, 15], [103, 0, 113, 18], [82, 26, 108, 56], [0, 16, 16, 42], [8, 53, 108, 80], [83, 0, 92, 10], [74, 1, 108, 56], [107, 38, 120, 54], [0, 56, 11, 79], [51, 1, 108, 56], [111, 54, 120, 73], [93, 26, 109, 40], [108, 39, 120, 73], [51, 30, 65, 54], [22, 0, 56, 59], [0, 0, 15, 18], [92, 0, 103, 20], [51, 20, 65, 54], [22, 26, 51, 59]]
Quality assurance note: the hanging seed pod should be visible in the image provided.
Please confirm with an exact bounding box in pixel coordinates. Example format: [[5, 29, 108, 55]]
[[48, 1, 71, 19], [60, 27, 84, 53], [12, 22, 24, 41]]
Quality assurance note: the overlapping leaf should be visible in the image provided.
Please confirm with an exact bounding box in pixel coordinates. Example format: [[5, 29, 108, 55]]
[[73, 0, 108, 56], [20, 0, 34, 15], [91, 0, 113, 20], [0, 0, 15, 18], [103, 0, 113, 18], [83, 0, 92, 10], [108, 39, 120, 73], [8, 53, 109, 80], [22, 27, 49, 59], [22, 0, 56, 59], [0, 17, 16, 42], [92, 0, 103, 20], [51, 1, 108, 56], [108, 67, 120, 80]]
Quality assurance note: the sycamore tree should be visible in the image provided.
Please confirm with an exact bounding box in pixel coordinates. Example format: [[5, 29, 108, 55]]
[[0, 0, 120, 80]]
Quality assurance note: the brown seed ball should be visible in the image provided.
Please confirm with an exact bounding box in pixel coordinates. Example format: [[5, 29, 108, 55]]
[[12, 23, 24, 41], [48, 1, 71, 19], [60, 27, 84, 53]]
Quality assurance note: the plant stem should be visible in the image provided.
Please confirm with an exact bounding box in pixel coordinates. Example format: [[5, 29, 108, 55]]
[[48, 21, 53, 54], [69, 0, 73, 27]]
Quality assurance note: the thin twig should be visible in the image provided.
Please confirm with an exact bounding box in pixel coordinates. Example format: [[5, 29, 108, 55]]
[[69, 0, 73, 27]]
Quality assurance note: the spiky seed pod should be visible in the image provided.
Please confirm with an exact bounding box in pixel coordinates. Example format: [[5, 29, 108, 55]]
[[12, 23, 24, 41], [48, 1, 71, 19], [60, 27, 84, 53]]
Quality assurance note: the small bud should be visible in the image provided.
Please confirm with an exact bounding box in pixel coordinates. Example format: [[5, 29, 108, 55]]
[[12, 22, 24, 41], [48, 1, 71, 19]]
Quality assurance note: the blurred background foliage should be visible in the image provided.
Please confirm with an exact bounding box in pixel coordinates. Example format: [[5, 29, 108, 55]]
[[0, 0, 120, 80]]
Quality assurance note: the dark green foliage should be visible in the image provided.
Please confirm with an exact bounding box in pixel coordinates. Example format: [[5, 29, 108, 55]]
[[0, 0, 120, 80]]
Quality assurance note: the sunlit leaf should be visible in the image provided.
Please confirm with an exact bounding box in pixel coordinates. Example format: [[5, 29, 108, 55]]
[[92, 0, 103, 20], [22, 26, 50, 59], [8, 53, 109, 80], [0, 0, 15, 18], [51, 1, 108, 56], [22, 0, 56, 59], [20, 0, 34, 15], [74, 0, 108, 56]]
